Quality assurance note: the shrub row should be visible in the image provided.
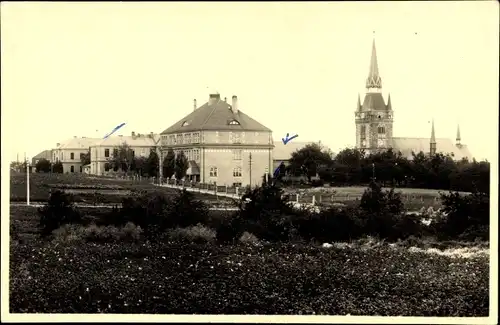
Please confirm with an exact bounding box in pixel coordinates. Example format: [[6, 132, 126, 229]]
[[38, 181, 489, 244]]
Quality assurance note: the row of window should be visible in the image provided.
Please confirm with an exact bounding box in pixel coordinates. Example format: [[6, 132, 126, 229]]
[[162, 132, 263, 145], [173, 149, 200, 162], [208, 166, 242, 178], [357, 112, 393, 119], [163, 132, 201, 145], [53, 152, 86, 161]]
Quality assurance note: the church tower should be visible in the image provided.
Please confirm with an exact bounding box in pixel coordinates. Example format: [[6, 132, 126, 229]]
[[355, 39, 394, 154]]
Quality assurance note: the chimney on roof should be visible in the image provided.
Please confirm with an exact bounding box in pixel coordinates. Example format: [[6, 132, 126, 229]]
[[193, 99, 197, 111], [231, 95, 239, 114], [56, 143, 60, 147], [224, 97, 227, 102], [74, 136, 77, 138], [208, 92, 220, 106]]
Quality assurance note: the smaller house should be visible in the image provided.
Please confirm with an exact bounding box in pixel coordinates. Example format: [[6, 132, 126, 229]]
[[31, 150, 52, 167], [272, 141, 316, 172]]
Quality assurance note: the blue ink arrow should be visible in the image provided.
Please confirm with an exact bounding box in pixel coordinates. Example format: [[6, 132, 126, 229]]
[[282, 133, 298, 145], [103, 123, 126, 139]]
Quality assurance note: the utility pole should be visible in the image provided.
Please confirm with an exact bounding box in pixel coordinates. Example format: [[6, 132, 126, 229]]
[[249, 152, 252, 188], [26, 153, 30, 206]]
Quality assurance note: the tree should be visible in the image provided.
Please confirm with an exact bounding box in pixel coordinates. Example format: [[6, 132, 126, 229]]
[[146, 150, 159, 177], [52, 161, 64, 173], [289, 143, 333, 181], [109, 143, 135, 174], [80, 149, 91, 166], [174, 151, 189, 180], [134, 156, 148, 176], [35, 158, 51, 173], [163, 149, 175, 179]]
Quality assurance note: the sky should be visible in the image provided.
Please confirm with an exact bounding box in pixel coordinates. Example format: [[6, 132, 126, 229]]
[[1, 1, 498, 162]]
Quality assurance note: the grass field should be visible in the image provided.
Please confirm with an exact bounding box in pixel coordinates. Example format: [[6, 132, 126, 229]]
[[9, 173, 235, 206], [9, 203, 490, 315], [10, 173, 452, 210]]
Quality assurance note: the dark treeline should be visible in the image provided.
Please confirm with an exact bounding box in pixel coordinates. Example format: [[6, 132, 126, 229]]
[[284, 144, 490, 194]]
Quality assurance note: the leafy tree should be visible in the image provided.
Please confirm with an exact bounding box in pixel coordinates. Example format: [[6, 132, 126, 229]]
[[174, 151, 189, 180], [162, 149, 175, 179], [289, 143, 333, 181], [109, 143, 135, 173], [146, 150, 160, 177], [133, 156, 148, 176], [80, 149, 91, 166], [52, 161, 64, 173], [35, 158, 51, 173]]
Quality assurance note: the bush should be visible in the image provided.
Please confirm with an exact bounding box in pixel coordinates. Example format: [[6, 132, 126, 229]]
[[358, 181, 404, 240], [295, 205, 364, 243], [216, 213, 245, 244], [53, 222, 143, 243], [238, 184, 302, 242], [433, 190, 489, 240], [52, 161, 64, 173], [38, 190, 82, 237], [35, 159, 51, 173], [167, 224, 216, 243], [239, 231, 259, 244], [164, 189, 210, 228]]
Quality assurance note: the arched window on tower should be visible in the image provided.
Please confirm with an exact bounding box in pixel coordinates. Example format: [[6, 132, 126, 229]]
[[377, 126, 385, 134], [360, 125, 366, 139]]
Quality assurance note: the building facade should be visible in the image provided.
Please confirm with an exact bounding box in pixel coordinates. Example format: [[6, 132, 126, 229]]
[[160, 92, 274, 187], [52, 137, 100, 173], [89, 132, 158, 175], [355, 39, 473, 161]]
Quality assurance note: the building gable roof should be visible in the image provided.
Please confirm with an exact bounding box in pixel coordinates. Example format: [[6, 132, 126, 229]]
[[93, 134, 158, 147], [32, 150, 52, 160], [161, 98, 271, 134], [391, 137, 473, 161], [55, 137, 101, 150]]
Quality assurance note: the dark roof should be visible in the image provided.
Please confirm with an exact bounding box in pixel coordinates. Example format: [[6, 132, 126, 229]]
[[161, 98, 271, 134], [32, 150, 52, 160], [362, 92, 387, 111], [391, 137, 473, 161]]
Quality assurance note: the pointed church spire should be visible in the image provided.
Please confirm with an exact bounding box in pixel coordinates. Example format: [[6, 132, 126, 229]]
[[387, 93, 392, 110], [430, 119, 436, 156], [357, 93, 362, 111], [456, 124, 461, 145], [366, 38, 382, 90], [430, 119, 436, 143]]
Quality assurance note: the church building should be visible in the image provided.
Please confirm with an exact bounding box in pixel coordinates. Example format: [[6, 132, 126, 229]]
[[355, 39, 473, 161]]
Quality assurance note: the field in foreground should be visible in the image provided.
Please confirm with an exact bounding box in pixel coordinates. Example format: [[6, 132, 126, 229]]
[[9, 206, 489, 316]]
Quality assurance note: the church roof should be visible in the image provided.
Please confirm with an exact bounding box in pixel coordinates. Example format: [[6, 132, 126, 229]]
[[161, 94, 271, 134], [362, 92, 387, 111], [391, 137, 473, 161]]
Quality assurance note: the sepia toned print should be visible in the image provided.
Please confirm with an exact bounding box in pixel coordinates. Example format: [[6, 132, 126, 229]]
[[2, 1, 497, 323]]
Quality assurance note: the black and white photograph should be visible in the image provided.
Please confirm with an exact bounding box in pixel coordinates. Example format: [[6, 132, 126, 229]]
[[1, 1, 498, 323]]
